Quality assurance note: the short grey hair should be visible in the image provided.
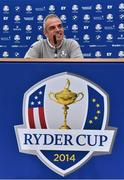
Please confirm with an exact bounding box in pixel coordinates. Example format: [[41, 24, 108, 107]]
[[43, 14, 60, 31]]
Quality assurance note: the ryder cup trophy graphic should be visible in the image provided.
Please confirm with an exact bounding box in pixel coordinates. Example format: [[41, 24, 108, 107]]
[[49, 79, 84, 129]]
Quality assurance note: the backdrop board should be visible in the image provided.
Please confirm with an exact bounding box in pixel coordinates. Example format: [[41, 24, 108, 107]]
[[0, 58, 123, 179], [1, 0, 124, 58]]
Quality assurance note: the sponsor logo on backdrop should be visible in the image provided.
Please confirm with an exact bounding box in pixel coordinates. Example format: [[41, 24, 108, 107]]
[[35, 7, 46, 12], [106, 34, 113, 41], [1, 36, 11, 41], [106, 14, 113, 21], [15, 6, 20, 12], [13, 25, 21, 31], [112, 44, 124, 47], [37, 25, 42, 31], [118, 23, 124, 31], [61, 6, 66, 11], [106, 52, 112, 57], [119, 14, 124, 19], [3, 25, 9, 32], [96, 34, 102, 40], [83, 53, 92, 57], [117, 34, 124, 40], [72, 15, 78, 21], [93, 15, 104, 20], [3, 16, 9, 20], [37, 15, 43, 22], [95, 24, 102, 31], [15, 72, 116, 176], [73, 35, 79, 41], [26, 25, 32, 32], [2, 51, 9, 57], [14, 35, 21, 41], [104, 25, 115, 30], [107, 5, 113, 9], [26, 36, 32, 40], [37, 35, 43, 41], [83, 25, 89, 30], [72, 4, 79, 12], [95, 4, 102, 11], [14, 15, 21, 22], [95, 51, 102, 57], [11, 45, 28, 48], [15, 52, 20, 57], [83, 34, 90, 42], [26, 5, 32, 12], [81, 6, 92, 10], [3, 5, 10, 12], [72, 24, 78, 31], [24, 17, 34, 21], [83, 14, 90, 22], [60, 15, 67, 22], [119, 3, 124, 11], [118, 50, 124, 57], [49, 5, 55, 12]]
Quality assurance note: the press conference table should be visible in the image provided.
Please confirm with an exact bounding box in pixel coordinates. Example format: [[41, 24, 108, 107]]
[[0, 58, 124, 62]]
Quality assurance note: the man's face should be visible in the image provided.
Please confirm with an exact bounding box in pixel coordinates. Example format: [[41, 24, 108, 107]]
[[44, 17, 64, 46]]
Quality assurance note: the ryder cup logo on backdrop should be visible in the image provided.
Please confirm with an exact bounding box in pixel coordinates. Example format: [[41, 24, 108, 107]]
[[15, 72, 116, 176]]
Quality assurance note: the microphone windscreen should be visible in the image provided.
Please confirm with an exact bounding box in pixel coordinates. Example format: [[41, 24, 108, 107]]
[[53, 35, 57, 45]]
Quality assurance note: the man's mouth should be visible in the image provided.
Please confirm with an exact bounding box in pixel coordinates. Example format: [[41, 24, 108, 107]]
[[56, 32, 63, 39]]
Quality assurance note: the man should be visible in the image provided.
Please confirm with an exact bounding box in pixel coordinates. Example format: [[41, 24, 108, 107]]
[[24, 14, 83, 58]]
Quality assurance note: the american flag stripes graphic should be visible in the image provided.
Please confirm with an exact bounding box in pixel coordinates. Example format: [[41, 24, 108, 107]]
[[28, 86, 47, 129]]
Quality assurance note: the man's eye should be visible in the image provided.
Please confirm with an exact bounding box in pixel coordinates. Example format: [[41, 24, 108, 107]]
[[49, 26, 56, 31], [48, 24, 63, 31], [58, 24, 63, 29]]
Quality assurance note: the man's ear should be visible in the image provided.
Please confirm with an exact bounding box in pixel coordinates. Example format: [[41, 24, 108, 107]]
[[43, 30, 47, 37]]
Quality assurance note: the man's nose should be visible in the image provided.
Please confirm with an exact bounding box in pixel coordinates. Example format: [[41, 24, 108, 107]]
[[55, 26, 60, 31]]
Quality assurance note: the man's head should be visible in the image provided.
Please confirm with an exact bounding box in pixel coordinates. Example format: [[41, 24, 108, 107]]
[[43, 14, 64, 47]]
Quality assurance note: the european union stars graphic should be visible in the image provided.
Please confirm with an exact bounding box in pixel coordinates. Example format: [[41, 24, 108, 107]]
[[84, 86, 104, 130]]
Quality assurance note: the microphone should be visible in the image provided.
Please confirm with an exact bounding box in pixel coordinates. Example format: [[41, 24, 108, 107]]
[[53, 34, 57, 45], [53, 34, 58, 58]]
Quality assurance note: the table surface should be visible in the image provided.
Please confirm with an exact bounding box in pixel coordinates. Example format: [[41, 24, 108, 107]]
[[0, 58, 124, 62]]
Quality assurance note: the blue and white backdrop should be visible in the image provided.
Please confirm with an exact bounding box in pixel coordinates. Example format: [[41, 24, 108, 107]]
[[0, 0, 124, 58]]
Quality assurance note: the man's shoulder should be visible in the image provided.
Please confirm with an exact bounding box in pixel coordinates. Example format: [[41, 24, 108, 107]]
[[64, 38, 80, 47], [64, 38, 76, 42], [30, 39, 46, 48]]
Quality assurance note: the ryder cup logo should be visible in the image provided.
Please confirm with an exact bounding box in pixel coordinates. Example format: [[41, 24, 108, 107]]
[[15, 72, 116, 176]]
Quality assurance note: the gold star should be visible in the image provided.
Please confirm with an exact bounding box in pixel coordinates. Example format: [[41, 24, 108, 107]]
[[92, 98, 96, 102], [96, 103, 100, 108], [94, 116, 98, 120], [89, 120, 93, 124], [96, 110, 101, 114]]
